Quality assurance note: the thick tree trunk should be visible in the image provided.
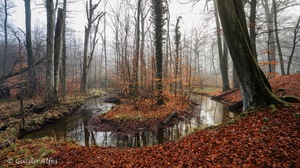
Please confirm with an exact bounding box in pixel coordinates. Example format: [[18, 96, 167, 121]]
[[45, 0, 55, 103], [81, 26, 90, 92], [130, 0, 141, 97], [53, 8, 64, 101], [249, 0, 257, 61], [152, 0, 164, 105], [81, 0, 103, 92], [24, 0, 37, 93], [214, 0, 230, 92], [222, 38, 230, 91], [217, 0, 284, 111], [232, 65, 239, 89], [61, 0, 67, 99]]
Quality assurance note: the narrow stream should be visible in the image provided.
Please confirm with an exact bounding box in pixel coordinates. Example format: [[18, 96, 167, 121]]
[[23, 94, 239, 147]]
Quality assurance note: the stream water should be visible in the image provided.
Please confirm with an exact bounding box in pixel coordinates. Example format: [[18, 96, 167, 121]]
[[23, 94, 239, 148]]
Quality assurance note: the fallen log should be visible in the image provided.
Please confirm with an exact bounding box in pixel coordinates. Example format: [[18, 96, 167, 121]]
[[0, 58, 46, 82], [104, 96, 121, 104], [227, 101, 243, 111], [162, 111, 177, 125], [211, 88, 239, 100]]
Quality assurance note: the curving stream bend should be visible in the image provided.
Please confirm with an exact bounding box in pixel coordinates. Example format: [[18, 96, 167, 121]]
[[23, 94, 239, 147]]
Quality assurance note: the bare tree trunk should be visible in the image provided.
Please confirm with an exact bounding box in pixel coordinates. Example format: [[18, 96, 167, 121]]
[[87, 15, 102, 87], [232, 65, 239, 89], [103, 1, 108, 90], [81, 27, 90, 92], [174, 16, 181, 96], [140, 0, 148, 90], [249, 0, 258, 61], [273, 0, 285, 75], [151, 0, 164, 105], [24, 0, 37, 93], [211, 43, 218, 87], [188, 43, 192, 91], [3, 0, 8, 75], [222, 37, 230, 90], [130, 0, 141, 98], [81, 0, 104, 92], [110, 4, 121, 85], [61, 0, 67, 99], [163, 0, 169, 78], [262, 0, 276, 77], [82, 28, 91, 91], [45, 0, 55, 102], [123, 14, 131, 92], [164, 0, 173, 92], [214, 0, 230, 91], [53, 8, 64, 101], [287, 15, 300, 74]]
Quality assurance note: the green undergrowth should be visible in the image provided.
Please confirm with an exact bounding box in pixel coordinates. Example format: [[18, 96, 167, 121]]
[[0, 137, 56, 167]]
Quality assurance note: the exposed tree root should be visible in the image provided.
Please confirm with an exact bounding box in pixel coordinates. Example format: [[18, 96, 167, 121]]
[[280, 96, 300, 103]]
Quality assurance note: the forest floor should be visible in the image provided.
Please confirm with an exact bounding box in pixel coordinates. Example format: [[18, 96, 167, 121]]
[[0, 91, 90, 149], [0, 74, 299, 167]]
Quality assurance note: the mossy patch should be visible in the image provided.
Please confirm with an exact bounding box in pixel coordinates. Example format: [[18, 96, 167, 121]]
[[293, 113, 300, 118], [262, 117, 270, 122]]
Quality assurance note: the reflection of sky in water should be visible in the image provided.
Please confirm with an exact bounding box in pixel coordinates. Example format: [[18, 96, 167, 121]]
[[24, 95, 239, 148]]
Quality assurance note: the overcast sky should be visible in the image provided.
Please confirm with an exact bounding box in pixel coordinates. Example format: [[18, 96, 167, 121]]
[[10, 0, 206, 37]]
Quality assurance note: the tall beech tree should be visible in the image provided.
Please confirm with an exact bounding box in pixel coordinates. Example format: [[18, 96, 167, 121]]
[[60, 0, 67, 99], [151, 0, 165, 105], [216, 0, 286, 111], [81, 0, 104, 92], [287, 15, 300, 74], [130, 0, 142, 97], [273, 0, 285, 75], [45, 0, 55, 102], [53, 8, 63, 101], [174, 16, 181, 96], [262, 0, 276, 77], [24, 0, 37, 92], [213, 0, 230, 92], [3, 0, 8, 75], [249, 0, 257, 61]]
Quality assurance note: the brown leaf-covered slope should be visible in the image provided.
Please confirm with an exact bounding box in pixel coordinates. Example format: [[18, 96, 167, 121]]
[[39, 104, 299, 167], [0, 74, 299, 167], [222, 74, 300, 104]]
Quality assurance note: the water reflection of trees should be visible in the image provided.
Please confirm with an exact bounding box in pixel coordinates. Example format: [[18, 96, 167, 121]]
[[62, 95, 232, 147], [25, 95, 238, 148]]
